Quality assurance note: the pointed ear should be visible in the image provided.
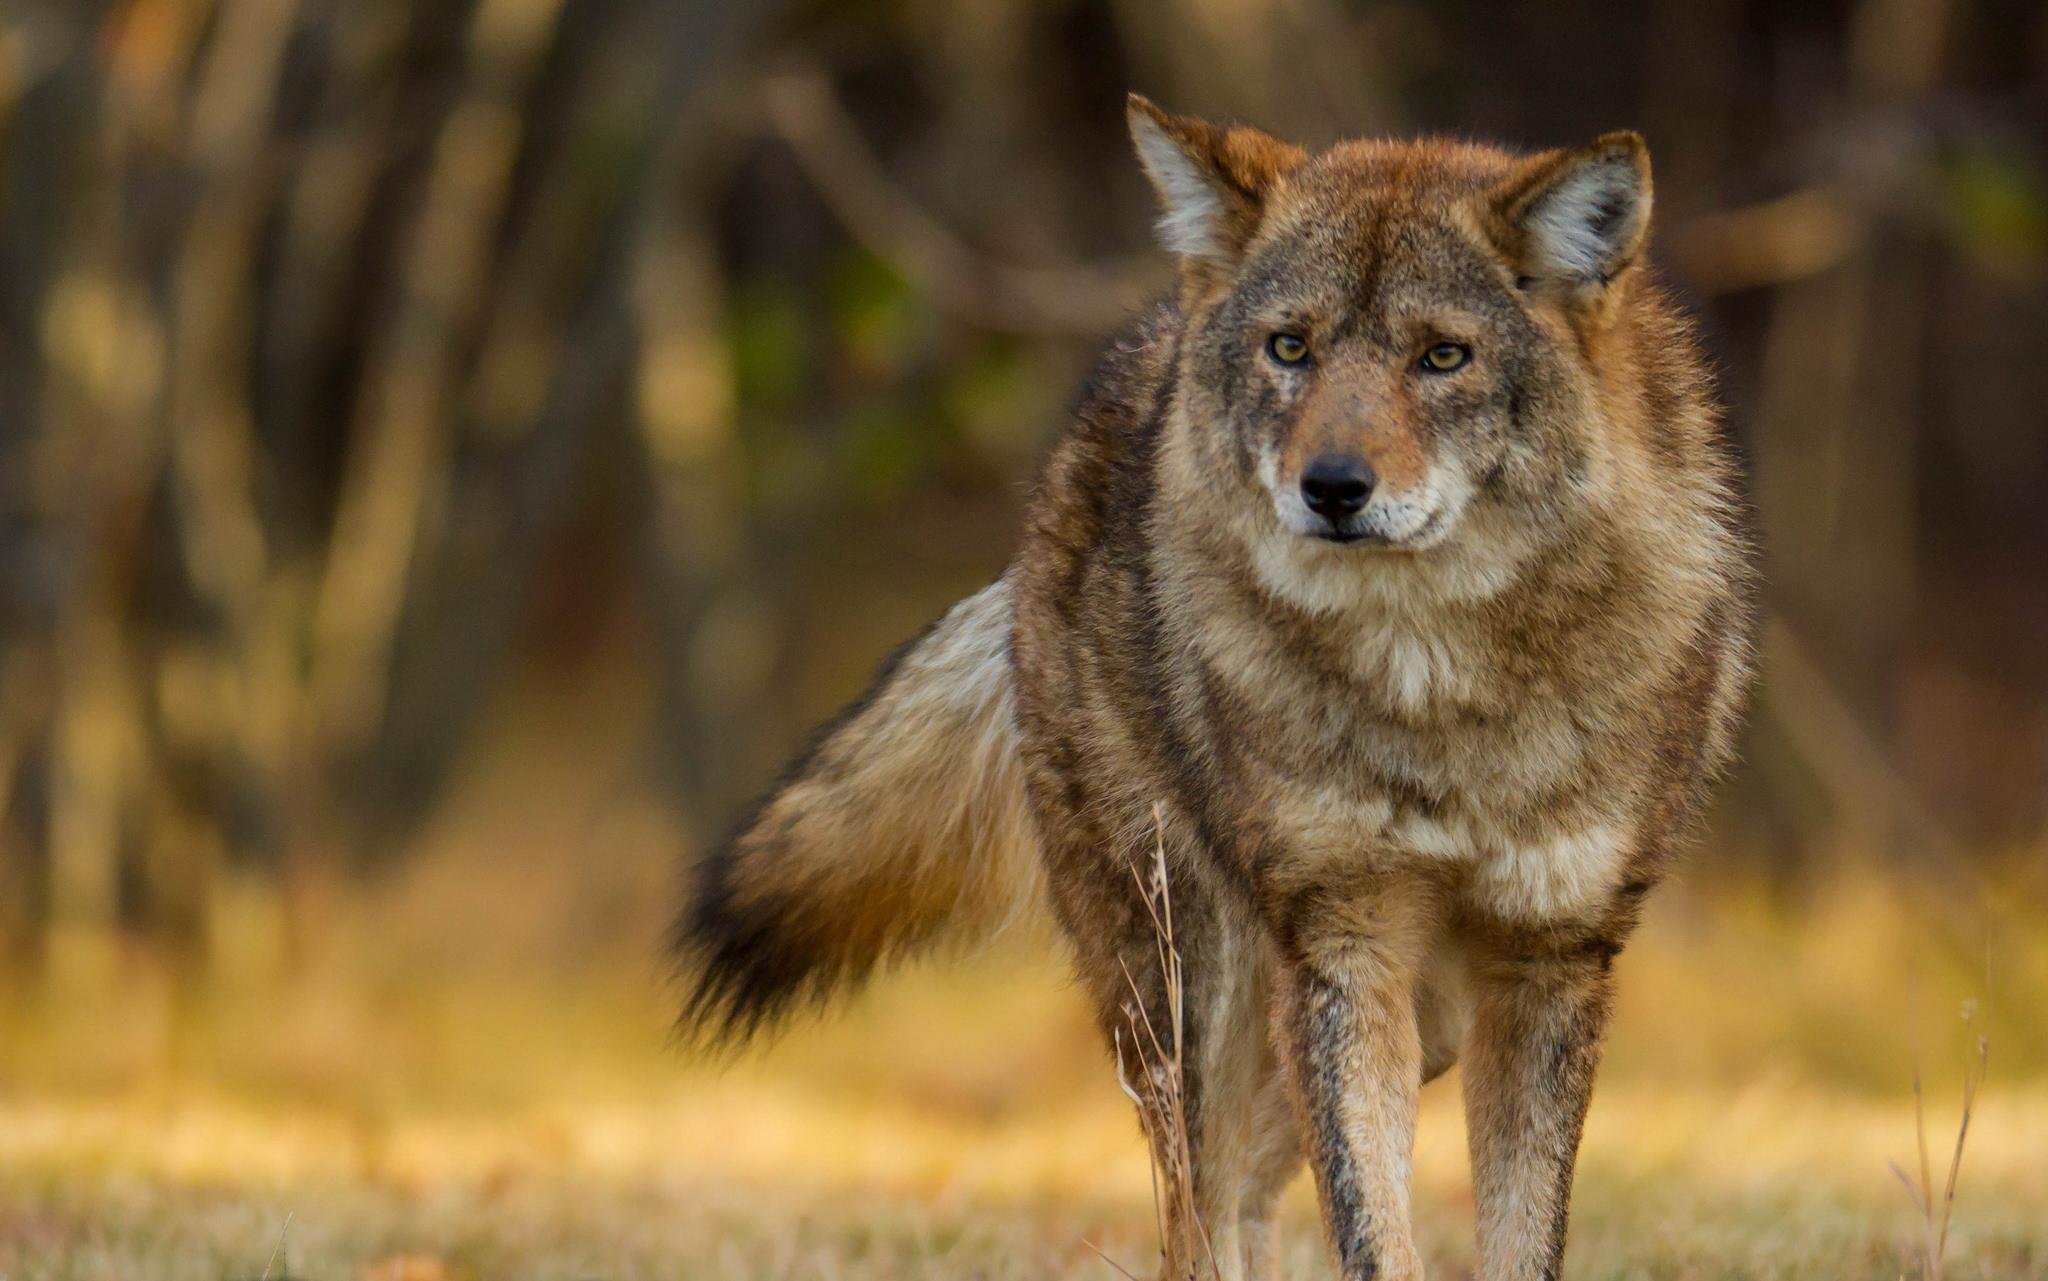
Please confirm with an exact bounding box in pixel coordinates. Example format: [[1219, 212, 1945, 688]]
[[1127, 94, 1304, 265], [1492, 132, 1652, 290]]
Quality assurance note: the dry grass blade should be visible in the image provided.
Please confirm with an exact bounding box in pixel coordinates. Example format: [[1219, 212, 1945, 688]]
[[1890, 1003, 1991, 1281], [1936, 1032, 1989, 1260], [1915, 1064, 1937, 1274], [1114, 1029, 1170, 1253], [1096, 805, 1220, 1280], [1082, 1237, 1147, 1281], [258, 1210, 293, 1281], [1886, 1159, 1927, 1214]]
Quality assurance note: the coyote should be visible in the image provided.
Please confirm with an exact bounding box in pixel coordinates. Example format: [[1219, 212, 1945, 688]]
[[676, 96, 1753, 1281]]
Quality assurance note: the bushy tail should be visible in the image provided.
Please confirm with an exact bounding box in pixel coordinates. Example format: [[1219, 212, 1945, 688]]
[[673, 577, 1038, 1047]]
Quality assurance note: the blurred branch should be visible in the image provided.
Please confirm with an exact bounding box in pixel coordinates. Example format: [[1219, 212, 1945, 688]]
[[166, 0, 303, 624], [362, 0, 766, 844], [759, 64, 1145, 335], [1670, 189, 1868, 294], [1761, 618, 2014, 950], [1763, 619, 1961, 866], [309, 0, 567, 750]]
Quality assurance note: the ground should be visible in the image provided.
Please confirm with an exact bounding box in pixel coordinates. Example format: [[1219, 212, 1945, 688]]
[[3, 895, 2045, 1280], [1, 757, 2042, 1279]]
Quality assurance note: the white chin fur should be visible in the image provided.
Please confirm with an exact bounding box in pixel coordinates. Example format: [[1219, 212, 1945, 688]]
[[1360, 493, 1445, 544], [1250, 478, 1526, 616], [1262, 471, 1459, 548], [1258, 444, 1472, 549]]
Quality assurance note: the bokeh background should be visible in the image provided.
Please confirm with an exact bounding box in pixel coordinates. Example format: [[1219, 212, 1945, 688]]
[[1, 0, 2045, 1276]]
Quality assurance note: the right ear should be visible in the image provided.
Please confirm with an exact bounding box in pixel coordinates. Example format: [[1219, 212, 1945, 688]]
[[1127, 94, 1304, 266], [1489, 132, 1653, 293]]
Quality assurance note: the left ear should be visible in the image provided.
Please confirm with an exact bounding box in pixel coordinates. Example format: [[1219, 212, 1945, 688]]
[[1491, 131, 1652, 291], [1127, 94, 1305, 267]]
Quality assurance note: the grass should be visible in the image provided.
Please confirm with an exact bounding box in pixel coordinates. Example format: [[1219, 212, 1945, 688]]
[[1, 774, 2044, 1277], [3, 1015, 2045, 1279], [3, 947, 2045, 1278]]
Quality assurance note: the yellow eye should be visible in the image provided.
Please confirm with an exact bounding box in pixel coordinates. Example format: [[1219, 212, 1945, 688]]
[[1267, 332, 1311, 365], [1420, 342, 1470, 373]]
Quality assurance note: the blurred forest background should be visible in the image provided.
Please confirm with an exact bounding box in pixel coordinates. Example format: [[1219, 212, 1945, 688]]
[[2, 0, 2047, 1274], [4, 0, 2046, 995]]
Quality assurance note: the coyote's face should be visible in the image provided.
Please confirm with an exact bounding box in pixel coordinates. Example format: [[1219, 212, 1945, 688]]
[[1131, 99, 1652, 562]]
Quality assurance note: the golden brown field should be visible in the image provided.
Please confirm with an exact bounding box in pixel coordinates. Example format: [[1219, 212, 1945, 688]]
[[3, 782, 2043, 1280]]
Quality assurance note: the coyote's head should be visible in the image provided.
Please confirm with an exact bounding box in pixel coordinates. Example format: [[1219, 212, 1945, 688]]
[[1130, 96, 1656, 569]]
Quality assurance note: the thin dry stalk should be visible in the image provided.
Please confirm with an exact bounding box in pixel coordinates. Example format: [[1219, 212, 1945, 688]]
[[1102, 805, 1219, 1281], [1938, 1031, 1989, 1258], [258, 1210, 293, 1281], [1887, 1004, 1990, 1281], [1915, 1064, 1937, 1269], [1082, 1237, 1146, 1281]]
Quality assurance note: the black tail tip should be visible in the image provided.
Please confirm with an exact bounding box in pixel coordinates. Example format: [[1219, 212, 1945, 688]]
[[669, 861, 840, 1054]]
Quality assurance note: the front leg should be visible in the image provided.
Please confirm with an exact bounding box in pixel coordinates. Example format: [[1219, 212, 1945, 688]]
[[1272, 879, 1437, 1281], [1461, 927, 1620, 1281]]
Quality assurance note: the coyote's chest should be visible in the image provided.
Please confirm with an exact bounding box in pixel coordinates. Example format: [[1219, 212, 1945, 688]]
[[1183, 561, 1638, 923]]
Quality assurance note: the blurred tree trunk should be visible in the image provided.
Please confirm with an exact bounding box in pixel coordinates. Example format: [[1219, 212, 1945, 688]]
[[1751, 0, 1949, 871]]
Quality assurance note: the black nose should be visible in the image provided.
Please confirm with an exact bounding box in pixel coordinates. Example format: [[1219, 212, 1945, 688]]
[[1299, 454, 1376, 522]]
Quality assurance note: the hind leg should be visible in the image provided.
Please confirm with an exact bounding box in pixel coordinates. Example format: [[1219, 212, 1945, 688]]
[[1231, 1033, 1305, 1281], [1179, 937, 1303, 1281], [1051, 829, 1295, 1281]]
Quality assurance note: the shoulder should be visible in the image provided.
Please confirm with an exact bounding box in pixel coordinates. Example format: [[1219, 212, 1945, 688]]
[[1019, 295, 1182, 562], [1072, 295, 1182, 428]]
